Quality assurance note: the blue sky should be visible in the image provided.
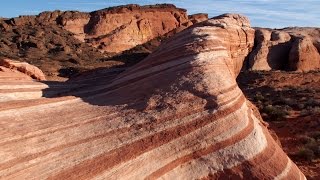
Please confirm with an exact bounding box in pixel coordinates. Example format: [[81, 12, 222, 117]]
[[1, 0, 319, 28]]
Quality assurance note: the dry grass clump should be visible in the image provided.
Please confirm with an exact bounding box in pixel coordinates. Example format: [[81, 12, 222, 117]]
[[296, 135, 320, 161]]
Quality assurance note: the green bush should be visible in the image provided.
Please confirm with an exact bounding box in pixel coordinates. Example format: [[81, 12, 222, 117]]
[[297, 148, 315, 161], [263, 105, 288, 121]]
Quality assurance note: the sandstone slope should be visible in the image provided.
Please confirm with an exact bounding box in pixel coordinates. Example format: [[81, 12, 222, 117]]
[[0, 14, 305, 179], [247, 27, 320, 72]]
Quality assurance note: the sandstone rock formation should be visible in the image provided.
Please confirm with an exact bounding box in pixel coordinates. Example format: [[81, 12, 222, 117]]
[[0, 4, 208, 79], [0, 59, 47, 102], [0, 58, 45, 80], [288, 36, 320, 71], [188, 13, 209, 24], [84, 4, 190, 53], [248, 27, 320, 72], [0, 14, 305, 179]]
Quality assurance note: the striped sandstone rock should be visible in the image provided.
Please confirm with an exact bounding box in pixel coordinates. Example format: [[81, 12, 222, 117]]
[[0, 58, 46, 81], [0, 14, 305, 179]]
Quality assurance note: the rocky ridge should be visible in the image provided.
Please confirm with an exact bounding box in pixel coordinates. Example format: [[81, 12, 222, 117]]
[[0, 14, 305, 179]]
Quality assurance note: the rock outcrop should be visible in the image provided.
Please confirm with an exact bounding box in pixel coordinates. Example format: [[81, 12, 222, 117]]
[[188, 13, 209, 24], [84, 4, 190, 53], [248, 27, 320, 72], [0, 14, 305, 179], [288, 36, 320, 71], [0, 58, 45, 80]]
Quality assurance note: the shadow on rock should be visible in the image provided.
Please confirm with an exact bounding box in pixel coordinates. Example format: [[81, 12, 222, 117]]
[[42, 32, 218, 112]]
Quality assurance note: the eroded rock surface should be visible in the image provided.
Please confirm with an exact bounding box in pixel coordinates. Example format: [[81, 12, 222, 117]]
[[288, 36, 320, 71], [0, 14, 305, 179], [84, 4, 189, 53], [248, 27, 320, 72]]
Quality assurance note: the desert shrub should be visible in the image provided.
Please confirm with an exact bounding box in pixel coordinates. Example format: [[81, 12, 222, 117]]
[[254, 92, 264, 101], [297, 135, 320, 160], [275, 97, 305, 109], [256, 100, 264, 110], [305, 141, 320, 156], [305, 88, 317, 94], [263, 105, 274, 113], [300, 107, 320, 116], [314, 107, 320, 114], [305, 98, 320, 107], [310, 131, 320, 140], [299, 135, 316, 144], [297, 148, 315, 161], [300, 109, 310, 116], [300, 97, 307, 101], [283, 98, 299, 108], [263, 100, 272, 105], [283, 105, 293, 111], [297, 103, 305, 110], [263, 105, 288, 121]]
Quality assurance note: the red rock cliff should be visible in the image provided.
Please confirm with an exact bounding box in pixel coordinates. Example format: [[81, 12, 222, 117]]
[[83, 4, 189, 53]]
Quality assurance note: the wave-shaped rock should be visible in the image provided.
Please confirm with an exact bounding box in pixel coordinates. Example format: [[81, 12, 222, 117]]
[[0, 14, 305, 179]]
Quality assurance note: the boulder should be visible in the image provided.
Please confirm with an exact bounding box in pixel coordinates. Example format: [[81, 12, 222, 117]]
[[0, 58, 46, 80]]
